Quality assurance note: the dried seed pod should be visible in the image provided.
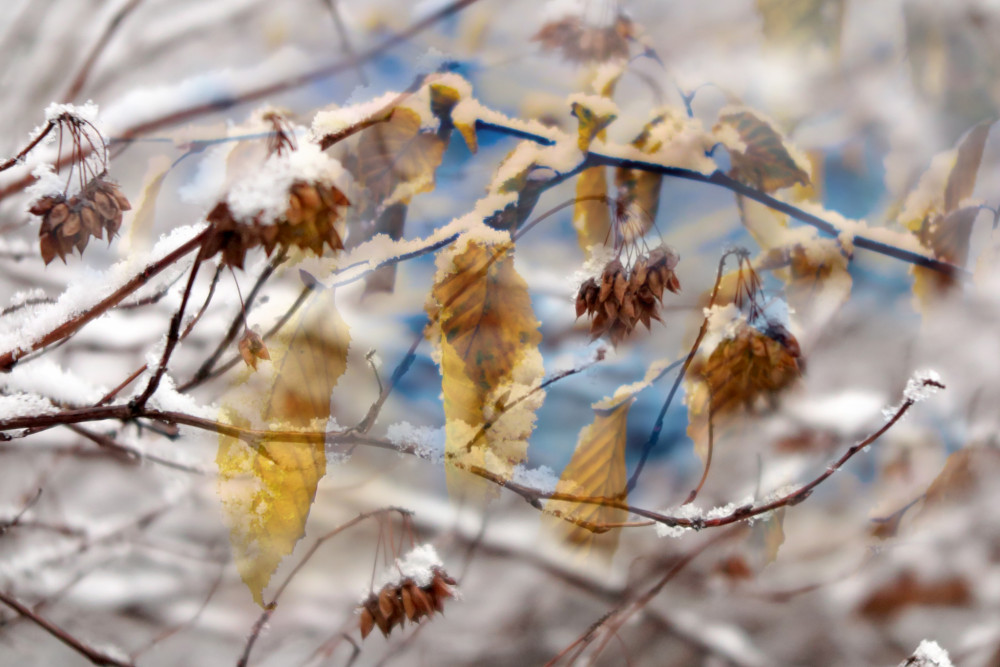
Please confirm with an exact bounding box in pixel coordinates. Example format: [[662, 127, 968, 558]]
[[359, 606, 375, 640], [357, 566, 457, 640]]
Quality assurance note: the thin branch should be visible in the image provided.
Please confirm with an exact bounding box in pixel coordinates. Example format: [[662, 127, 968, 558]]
[[186, 251, 285, 388], [628, 249, 739, 493], [0, 590, 133, 667], [0, 121, 54, 173], [0, 228, 210, 372], [132, 240, 208, 409], [470, 120, 966, 278], [62, 0, 146, 102]]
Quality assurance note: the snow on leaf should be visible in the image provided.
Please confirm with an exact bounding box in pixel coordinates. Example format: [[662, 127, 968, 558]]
[[217, 285, 350, 606], [569, 94, 617, 152], [900, 120, 994, 310], [544, 399, 631, 565], [715, 107, 811, 193], [351, 106, 446, 208], [427, 238, 544, 500]]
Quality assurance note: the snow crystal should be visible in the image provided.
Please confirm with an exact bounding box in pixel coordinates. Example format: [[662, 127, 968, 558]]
[[25, 163, 67, 201], [704, 303, 745, 344], [44, 101, 100, 125], [567, 93, 619, 121], [0, 358, 106, 406], [0, 393, 57, 421], [899, 640, 952, 667], [904, 369, 943, 403], [386, 422, 445, 463], [371, 544, 445, 593], [0, 224, 206, 360], [227, 140, 349, 224], [654, 503, 702, 538], [310, 90, 402, 140], [511, 464, 559, 493]]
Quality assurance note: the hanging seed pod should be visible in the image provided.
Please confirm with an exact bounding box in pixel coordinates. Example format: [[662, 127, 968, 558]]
[[357, 566, 457, 640], [574, 245, 681, 345], [28, 176, 131, 264]]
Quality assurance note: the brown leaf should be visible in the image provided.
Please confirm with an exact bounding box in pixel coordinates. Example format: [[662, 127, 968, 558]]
[[716, 109, 811, 192]]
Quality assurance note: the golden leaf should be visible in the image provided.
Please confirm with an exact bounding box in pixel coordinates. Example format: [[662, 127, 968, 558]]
[[716, 109, 811, 192], [571, 100, 616, 152], [573, 167, 611, 255], [353, 106, 446, 207], [217, 286, 350, 606], [544, 400, 631, 565], [428, 239, 544, 498]]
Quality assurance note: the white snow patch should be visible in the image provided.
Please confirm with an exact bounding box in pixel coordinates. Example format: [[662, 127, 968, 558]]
[[899, 640, 952, 667], [371, 544, 445, 593], [511, 464, 559, 493], [904, 369, 943, 403], [386, 422, 445, 463]]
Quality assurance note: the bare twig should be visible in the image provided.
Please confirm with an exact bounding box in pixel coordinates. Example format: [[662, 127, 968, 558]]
[[0, 590, 133, 667], [0, 227, 210, 371], [62, 0, 147, 102]]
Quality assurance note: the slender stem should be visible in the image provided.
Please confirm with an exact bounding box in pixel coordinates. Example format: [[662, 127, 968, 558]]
[[0, 590, 133, 667], [62, 0, 146, 102], [132, 241, 207, 408], [0, 121, 54, 173], [627, 249, 738, 493]]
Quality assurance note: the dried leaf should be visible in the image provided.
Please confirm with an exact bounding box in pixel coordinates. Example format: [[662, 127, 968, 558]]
[[428, 240, 544, 498], [571, 100, 616, 152], [354, 106, 446, 207], [217, 286, 350, 606], [920, 446, 1000, 513], [859, 570, 971, 620], [544, 400, 631, 565], [363, 203, 407, 297], [716, 109, 811, 192]]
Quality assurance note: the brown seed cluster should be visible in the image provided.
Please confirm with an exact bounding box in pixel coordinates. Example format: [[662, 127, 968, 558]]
[[575, 246, 681, 345], [358, 568, 457, 640], [534, 14, 635, 63], [29, 177, 131, 264], [205, 180, 349, 269], [701, 322, 802, 416]]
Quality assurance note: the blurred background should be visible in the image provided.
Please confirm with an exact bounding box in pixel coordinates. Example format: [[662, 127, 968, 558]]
[[1, 1, 1000, 665]]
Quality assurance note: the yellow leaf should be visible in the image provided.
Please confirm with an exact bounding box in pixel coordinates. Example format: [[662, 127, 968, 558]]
[[353, 106, 446, 207], [428, 239, 544, 499], [544, 400, 631, 565], [573, 167, 611, 255], [571, 100, 616, 152], [748, 507, 785, 570], [920, 446, 1000, 515], [716, 108, 811, 192], [217, 286, 350, 606]]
